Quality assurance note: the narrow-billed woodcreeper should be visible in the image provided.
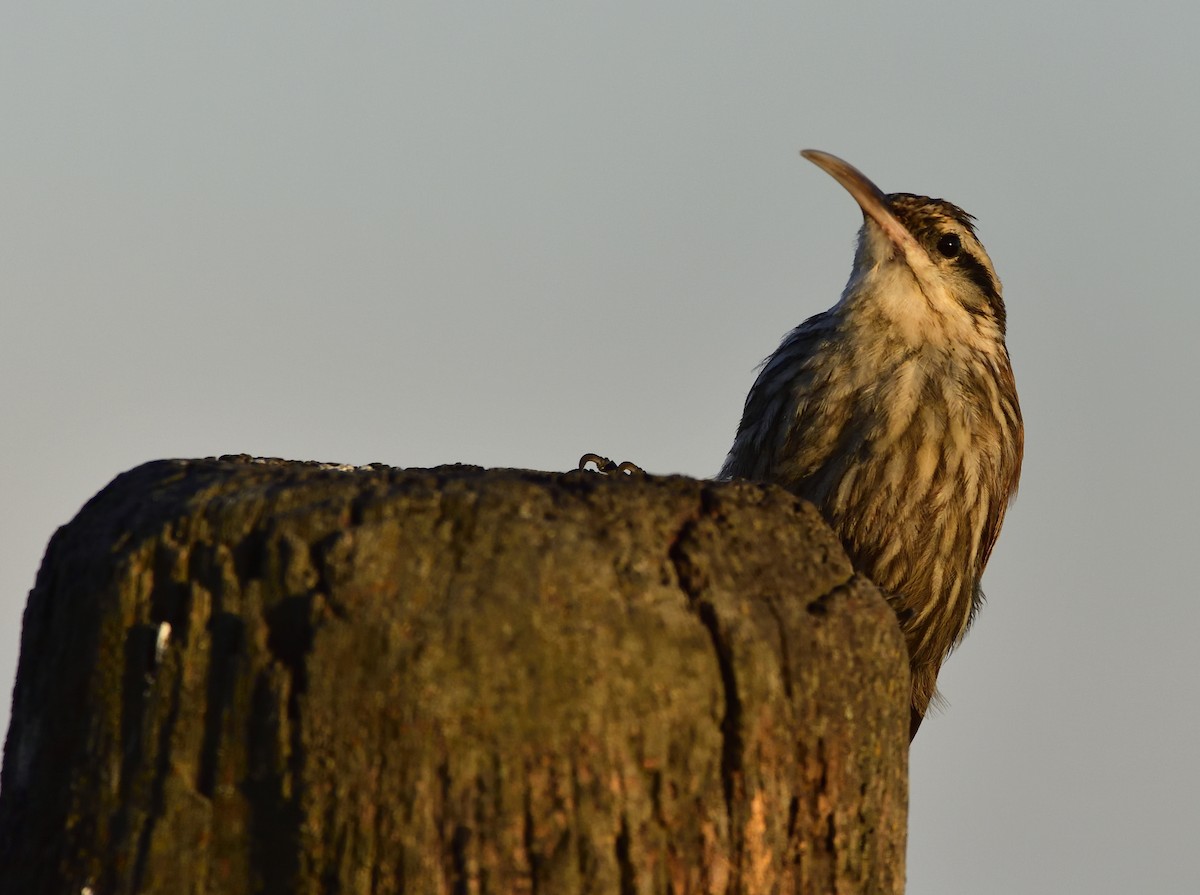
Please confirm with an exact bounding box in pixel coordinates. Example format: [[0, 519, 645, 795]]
[[720, 150, 1023, 739]]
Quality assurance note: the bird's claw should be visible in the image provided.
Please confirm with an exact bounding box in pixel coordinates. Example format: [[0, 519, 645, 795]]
[[578, 453, 646, 476]]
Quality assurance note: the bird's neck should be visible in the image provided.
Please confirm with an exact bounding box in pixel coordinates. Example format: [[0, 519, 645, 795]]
[[839, 264, 1006, 358]]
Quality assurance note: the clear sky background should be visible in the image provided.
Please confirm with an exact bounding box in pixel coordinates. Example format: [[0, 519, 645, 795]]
[[3, 4, 1198, 892]]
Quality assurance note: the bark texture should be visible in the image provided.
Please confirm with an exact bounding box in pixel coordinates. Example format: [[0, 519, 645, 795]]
[[0, 456, 909, 894]]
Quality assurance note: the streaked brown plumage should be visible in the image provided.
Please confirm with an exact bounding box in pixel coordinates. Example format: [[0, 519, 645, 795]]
[[720, 150, 1022, 740]]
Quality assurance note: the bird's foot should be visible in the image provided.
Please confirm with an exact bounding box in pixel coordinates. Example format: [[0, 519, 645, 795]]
[[578, 453, 645, 476]]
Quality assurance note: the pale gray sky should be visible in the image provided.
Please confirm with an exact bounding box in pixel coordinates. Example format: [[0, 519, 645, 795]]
[[3, 4, 1198, 892]]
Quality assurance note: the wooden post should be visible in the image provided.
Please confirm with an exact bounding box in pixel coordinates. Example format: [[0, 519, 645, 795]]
[[0, 457, 909, 894]]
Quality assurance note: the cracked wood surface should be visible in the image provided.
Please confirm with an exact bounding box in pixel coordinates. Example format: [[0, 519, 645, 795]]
[[0, 456, 910, 894]]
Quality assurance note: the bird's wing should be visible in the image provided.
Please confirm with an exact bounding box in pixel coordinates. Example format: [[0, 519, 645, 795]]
[[978, 397, 1023, 573], [718, 310, 841, 482]]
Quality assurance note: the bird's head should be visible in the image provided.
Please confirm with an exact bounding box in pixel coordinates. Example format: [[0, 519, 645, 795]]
[[801, 149, 1007, 344]]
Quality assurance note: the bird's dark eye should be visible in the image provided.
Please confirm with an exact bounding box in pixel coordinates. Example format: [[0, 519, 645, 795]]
[[936, 233, 961, 258]]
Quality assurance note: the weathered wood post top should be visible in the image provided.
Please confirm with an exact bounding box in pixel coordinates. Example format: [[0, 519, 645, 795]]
[[0, 456, 909, 894]]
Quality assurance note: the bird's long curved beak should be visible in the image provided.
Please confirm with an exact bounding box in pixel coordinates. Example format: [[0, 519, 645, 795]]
[[801, 149, 933, 275]]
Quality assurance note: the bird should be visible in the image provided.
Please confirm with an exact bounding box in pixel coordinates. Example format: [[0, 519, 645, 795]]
[[719, 150, 1023, 740]]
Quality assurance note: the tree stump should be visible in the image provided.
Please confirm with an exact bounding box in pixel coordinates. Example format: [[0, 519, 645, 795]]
[[0, 456, 909, 894]]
